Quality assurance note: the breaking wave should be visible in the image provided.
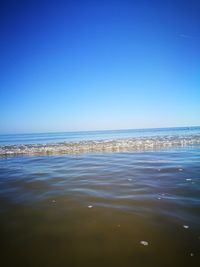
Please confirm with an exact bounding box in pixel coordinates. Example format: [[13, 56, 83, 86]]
[[1, 135, 200, 156]]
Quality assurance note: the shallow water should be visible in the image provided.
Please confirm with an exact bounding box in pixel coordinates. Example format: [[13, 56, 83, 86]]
[[0, 146, 200, 267]]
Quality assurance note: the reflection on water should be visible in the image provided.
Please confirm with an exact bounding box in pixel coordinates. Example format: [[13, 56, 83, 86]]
[[0, 147, 200, 267]]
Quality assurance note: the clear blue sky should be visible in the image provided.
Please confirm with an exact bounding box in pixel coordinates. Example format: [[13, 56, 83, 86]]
[[0, 0, 200, 133]]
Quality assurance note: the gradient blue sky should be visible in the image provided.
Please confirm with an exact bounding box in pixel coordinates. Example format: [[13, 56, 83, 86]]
[[0, 0, 200, 133]]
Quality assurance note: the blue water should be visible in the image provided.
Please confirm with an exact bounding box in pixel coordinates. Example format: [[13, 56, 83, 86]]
[[1, 126, 200, 145]]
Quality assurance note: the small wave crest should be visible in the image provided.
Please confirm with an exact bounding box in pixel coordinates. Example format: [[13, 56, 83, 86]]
[[0, 135, 200, 156]]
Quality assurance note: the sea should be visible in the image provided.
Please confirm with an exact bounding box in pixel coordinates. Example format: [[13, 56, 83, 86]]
[[0, 126, 200, 267]]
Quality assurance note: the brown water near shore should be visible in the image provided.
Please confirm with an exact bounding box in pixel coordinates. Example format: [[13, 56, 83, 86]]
[[0, 147, 200, 267]]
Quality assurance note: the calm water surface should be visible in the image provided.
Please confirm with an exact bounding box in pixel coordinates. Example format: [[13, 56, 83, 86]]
[[1, 126, 200, 145], [0, 146, 200, 267]]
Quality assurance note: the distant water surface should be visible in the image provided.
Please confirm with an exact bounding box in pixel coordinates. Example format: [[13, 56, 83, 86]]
[[1, 126, 200, 145], [0, 127, 200, 266], [1, 127, 200, 156]]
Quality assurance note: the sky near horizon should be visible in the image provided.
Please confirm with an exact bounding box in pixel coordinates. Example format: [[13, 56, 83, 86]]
[[0, 0, 200, 134]]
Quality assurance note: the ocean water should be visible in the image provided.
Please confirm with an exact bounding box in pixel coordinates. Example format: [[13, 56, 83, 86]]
[[0, 127, 200, 267], [1, 126, 200, 156], [1, 126, 200, 146]]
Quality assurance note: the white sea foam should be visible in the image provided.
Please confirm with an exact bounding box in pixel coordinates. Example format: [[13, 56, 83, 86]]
[[0, 135, 200, 156]]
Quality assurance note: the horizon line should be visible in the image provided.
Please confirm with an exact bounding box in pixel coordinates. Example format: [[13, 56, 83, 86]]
[[0, 125, 200, 136]]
